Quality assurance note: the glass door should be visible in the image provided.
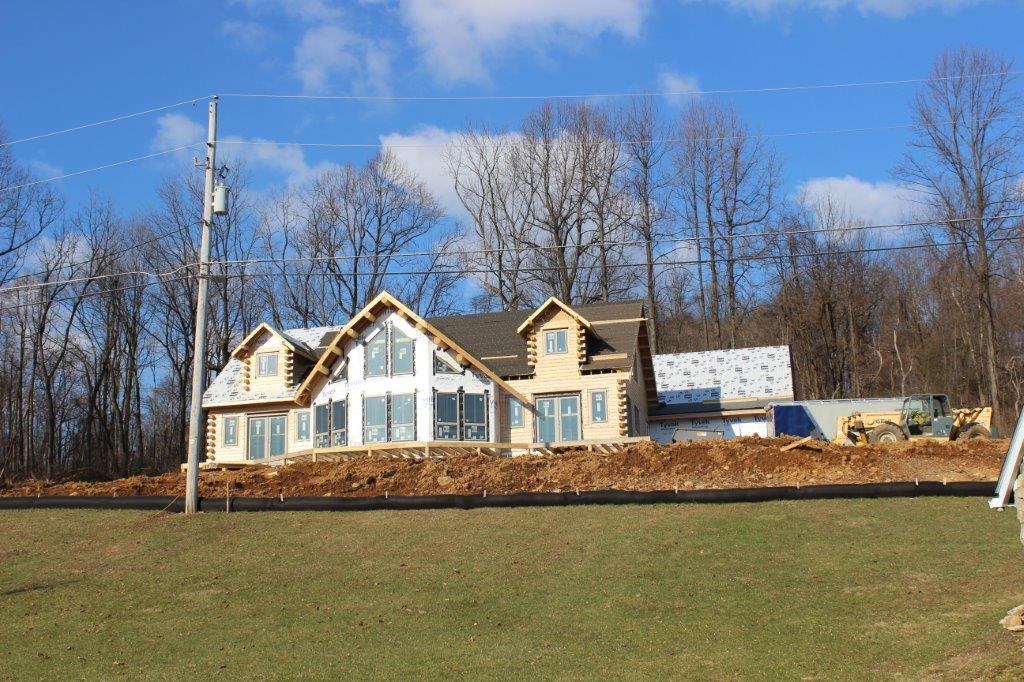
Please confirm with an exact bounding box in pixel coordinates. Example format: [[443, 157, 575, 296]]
[[269, 416, 287, 457], [535, 395, 581, 443], [559, 396, 580, 441], [536, 398, 557, 442], [248, 417, 266, 460]]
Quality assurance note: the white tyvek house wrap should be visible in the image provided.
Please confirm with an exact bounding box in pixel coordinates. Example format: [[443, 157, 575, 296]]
[[312, 311, 496, 444], [653, 345, 794, 405]]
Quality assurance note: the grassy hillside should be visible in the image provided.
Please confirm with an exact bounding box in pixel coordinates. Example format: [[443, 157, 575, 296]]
[[1, 499, 1022, 679]]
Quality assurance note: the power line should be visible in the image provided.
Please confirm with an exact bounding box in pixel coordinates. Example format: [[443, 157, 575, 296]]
[[0, 96, 210, 149], [218, 69, 1024, 102], [4, 233, 1022, 314], [0, 144, 202, 194], [211, 213, 1024, 270], [7, 212, 1023, 297]]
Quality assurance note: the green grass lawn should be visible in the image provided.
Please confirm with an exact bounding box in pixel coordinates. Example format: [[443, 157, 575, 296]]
[[1, 499, 1022, 680]]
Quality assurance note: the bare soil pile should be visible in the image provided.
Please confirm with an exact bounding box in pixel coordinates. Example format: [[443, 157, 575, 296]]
[[1, 436, 1004, 498]]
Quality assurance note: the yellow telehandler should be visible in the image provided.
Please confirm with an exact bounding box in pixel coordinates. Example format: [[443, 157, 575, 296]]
[[835, 393, 992, 445]]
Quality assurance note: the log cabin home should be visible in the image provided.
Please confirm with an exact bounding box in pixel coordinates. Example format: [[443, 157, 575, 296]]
[[200, 291, 657, 465]]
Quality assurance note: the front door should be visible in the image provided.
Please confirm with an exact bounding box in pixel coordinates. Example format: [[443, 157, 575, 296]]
[[536, 395, 581, 443]]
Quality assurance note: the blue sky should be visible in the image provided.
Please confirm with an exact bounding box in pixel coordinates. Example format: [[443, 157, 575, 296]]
[[2, 0, 1024, 224]]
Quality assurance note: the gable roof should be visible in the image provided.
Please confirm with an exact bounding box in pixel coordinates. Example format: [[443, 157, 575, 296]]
[[203, 324, 342, 406], [231, 322, 320, 362], [428, 300, 646, 378], [515, 296, 593, 335], [295, 291, 530, 405]]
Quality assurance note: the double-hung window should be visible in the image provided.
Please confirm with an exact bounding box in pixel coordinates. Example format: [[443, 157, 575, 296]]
[[590, 390, 608, 423], [435, 392, 459, 440], [364, 396, 387, 443], [392, 330, 414, 375], [314, 401, 346, 448], [314, 403, 330, 448], [331, 400, 347, 446], [296, 412, 311, 442], [257, 353, 278, 376], [508, 397, 524, 428], [463, 394, 487, 441], [391, 394, 415, 441], [366, 334, 387, 378], [545, 329, 568, 354], [223, 416, 238, 445]]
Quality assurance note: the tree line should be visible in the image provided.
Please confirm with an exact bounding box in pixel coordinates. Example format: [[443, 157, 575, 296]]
[[0, 45, 1021, 481]]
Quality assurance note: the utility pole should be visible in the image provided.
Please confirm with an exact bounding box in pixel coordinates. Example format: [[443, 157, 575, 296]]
[[185, 95, 218, 514]]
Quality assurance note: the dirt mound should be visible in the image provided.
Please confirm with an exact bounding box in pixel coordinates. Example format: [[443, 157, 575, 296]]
[[1, 436, 1005, 499]]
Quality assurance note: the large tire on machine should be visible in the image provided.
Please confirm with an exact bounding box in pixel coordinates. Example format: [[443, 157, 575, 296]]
[[868, 423, 906, 444], [957, 423, 991, 440]]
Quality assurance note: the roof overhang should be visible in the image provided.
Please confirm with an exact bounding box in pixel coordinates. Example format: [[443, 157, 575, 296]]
[[231, 322, 318, 362], [516, 297, 593, 336]]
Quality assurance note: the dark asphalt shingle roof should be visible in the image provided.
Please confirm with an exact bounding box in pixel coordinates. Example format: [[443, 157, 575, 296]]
[[427, 300, 645, 378]]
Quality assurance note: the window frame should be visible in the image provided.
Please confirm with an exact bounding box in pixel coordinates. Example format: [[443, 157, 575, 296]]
[[296, 411, 311, 442], [590, 389, 608, 423], [391, 393, 416, 442], [508, 396, 524, 428], [223, 416, 238, 446], [314, 403, 330, 449], [364, 395, 388, 443], [544, 329, 568, 355], [463, 392, 488, 441], [256, 352, 279, 377], [391, 328, 415, 376], [434, 391, 459, 440], [331, 400, 347, 447], [365, 331, 388, 378], [433, 351, 461, 375]]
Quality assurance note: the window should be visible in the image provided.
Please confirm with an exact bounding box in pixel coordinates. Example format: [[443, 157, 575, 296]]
[[223, 416, 238, 446], [247, 415, 287, 459], [433, 352, 460, 374], [463, 393, 487, 441], [296, 412, 310, 442], [391, 394, 415, 441], [314, 403, 329, 448], [508, 397, 524, 428], [364, 396, 387, 443], [435, 392, 459, 440], [330, 360, 348, 383], [392, 329, 414, 375], [256, 353, 278, 377], [590, 390, 608, 423], [366, 333, 387, 377], [536, 395, 581, 443], [331, 400, 347, 446], [545, 329, 568, 354]]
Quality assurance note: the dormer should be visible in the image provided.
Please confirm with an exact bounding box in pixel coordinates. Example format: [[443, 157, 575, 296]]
[[231, 322, 319, 393], [516, 297, 592, 368]]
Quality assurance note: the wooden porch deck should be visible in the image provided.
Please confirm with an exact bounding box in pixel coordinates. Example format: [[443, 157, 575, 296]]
[[195, 436, 650, 470]]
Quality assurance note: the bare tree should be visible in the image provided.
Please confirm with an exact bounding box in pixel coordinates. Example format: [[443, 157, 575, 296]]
[[895, 46, 1023, 423]]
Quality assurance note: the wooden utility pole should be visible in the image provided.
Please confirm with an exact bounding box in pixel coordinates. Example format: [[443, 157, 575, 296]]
[[184, 95, 218, 514]]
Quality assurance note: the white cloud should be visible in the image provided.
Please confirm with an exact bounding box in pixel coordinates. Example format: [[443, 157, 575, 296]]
[[397, 0, 650, 83], [152, 114, 204, 155], [657, 70, 701, 107], [29, 160, 63, 180], [293, 24, 391, 95], [222, 20, 271, 50], [693, 0, 984, 19], [228, 0, 340, 21], [379, 126, 463, 214], [796, 175, 916, 226]]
